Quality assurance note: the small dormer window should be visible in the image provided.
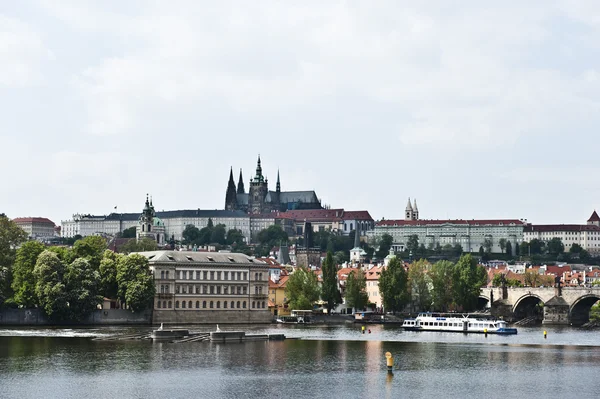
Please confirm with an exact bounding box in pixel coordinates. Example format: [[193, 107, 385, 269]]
[[166, 255, 175, 261], [207, 256, 215, 262], [186, 256, 193, 261], [228, 257, 235, 262]]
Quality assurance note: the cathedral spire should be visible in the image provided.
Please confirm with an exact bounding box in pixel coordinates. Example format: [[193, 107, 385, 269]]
[[237, 168, 245, 194], [225, 167, 238, 210], [254, 155, 264, 182], [276, 169, 281, 193]]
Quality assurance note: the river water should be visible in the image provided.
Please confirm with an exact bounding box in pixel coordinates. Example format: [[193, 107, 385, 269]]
[[1, 324, 599, 399]]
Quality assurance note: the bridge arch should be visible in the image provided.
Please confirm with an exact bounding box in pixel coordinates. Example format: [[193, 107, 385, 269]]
[[478, 295, 490, 310], [569, 294, 600, 326], [512, 294, 545, 321]]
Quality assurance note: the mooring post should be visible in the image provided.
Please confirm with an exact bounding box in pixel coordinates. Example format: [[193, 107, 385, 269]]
[[385, 352, 394, 374]]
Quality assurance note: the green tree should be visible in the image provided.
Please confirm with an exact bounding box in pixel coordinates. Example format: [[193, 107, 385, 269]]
[[529, 239, 545, 255], [452, 254, 487, 311], [182, 224, 201, 245], [505, 240, 513, 256], [408, 259, 431, 311], [375, 233, 393, 259], [345, 270, 369, 311], [334, 250, 349, 265], [515, 242, 520, 256], [64, 258, 102, 320], [124, 276, 156, 312], [547, 237, 565, 256], [285, 267, 320, 310], [320, 252, 341, 314], [121, 226, 137, 238], [452, 243, 463, 257], [430, 260, 455, 312], [483, 238, 493, 254], [116, 254, 155, 311], [519, 241, 529, 256], [120, 238, 158, 254], [499, 238, 507, 253], [207, 218, 214, 228], [210, 224, 227, 245], [523, 269, 541, 287], [11, 241, 45, 307], [378, 257, 409, 314], [406, 235, 419, 256], [99, 250, 122, 299], [590, 302, 600, 322], [0, 215, 28, 305], [70, 236, 107, 270], [226, 229, 246, 246], [33, 250, 68, 320], [257, 225, 289, 248]]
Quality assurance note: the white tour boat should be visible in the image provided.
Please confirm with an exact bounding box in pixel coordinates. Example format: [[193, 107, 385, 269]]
[[402, 312, 517, 335]]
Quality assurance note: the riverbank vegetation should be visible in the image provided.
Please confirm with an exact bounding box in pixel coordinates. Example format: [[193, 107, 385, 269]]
[[0, 215, 154, 320], [380, 254, 487, 313]]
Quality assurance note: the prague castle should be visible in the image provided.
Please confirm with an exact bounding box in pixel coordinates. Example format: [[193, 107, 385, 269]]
[[225, 156, 323, 214]]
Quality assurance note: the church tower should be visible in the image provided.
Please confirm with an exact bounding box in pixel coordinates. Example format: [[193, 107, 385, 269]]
[[237, 169, 245, 194], [412, 198, 419, 220], [249, 155, 269, 214], [405, 198, 413, 221], [225, 167, 238, 211], [136, 194, 164, 244]]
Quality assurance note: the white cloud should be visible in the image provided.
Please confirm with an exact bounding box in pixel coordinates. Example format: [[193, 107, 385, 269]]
[[0, 14, 52, 87]]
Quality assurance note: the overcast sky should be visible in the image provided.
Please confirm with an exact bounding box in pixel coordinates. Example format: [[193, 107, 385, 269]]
[[2, 1, 599, 226]]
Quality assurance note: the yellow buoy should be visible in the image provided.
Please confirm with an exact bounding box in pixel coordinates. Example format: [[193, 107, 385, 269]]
[[484, 328, 488, 337], [544, 330, 547, 339], [385, 352, 394, 372]]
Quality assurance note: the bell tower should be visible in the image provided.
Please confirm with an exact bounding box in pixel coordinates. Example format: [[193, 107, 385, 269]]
[[249, 155, 269, 214]]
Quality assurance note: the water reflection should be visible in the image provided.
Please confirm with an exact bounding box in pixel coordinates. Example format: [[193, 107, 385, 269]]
[[1, 328, 600, 399]]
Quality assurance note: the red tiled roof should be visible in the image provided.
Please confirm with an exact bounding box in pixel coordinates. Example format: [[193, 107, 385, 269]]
[[269, 275, 289, 289], [544, 265, 572, 275], [525, 224, 600, 232], [588, 211, 600, 222], [365, 265, 384, 280], [342, 211, 373, 221], [12, 217, 55, 225], [377, 219, 525, 227]]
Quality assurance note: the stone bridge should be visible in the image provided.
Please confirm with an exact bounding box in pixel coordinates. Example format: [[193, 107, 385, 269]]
[[479, 286, 600, 325]]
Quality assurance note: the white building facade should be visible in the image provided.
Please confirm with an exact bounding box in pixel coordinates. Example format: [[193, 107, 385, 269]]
[[368, 219, 525, 254], [522, 211, 600, 254]]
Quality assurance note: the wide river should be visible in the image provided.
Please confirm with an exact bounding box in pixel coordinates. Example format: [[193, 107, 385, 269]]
[[1, 324, 599, 399]]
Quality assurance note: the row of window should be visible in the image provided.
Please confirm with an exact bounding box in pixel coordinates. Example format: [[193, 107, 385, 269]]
[[167, 284, 265, 295], [160, 270, 263, 282], [156, 300, 268, 309]]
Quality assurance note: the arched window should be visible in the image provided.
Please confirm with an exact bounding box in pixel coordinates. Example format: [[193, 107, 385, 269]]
[[252, 301, 255, 308], [216, 301, 220, 308], [175, 301, 180, 308], [161, 270, 165, 279], [259, 273, 262, 280], [203, 301, 207, 308], [168, 301, 172, 308], [188, 301, 192, 308], [157, 301, 161, 308], [210, 301, 214, 309], [163, 301, 167, 308], [196, 300, 200, 308], [142, 224, 145, 232], [262, 301, 265, 308], [243, 301, 246, 309], [255, 286, 258, 294], [182, 301, 186, 308], [224, 301, 228, 309], [160, 285, 165, 294], [237, 301, 240, 309], [231, 301, 235, 308], [255, 273, 258, 280], [350, 223, 353, 231]]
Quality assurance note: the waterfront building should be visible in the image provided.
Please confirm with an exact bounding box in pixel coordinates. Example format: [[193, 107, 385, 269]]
[[268, 273, 289, 316], [225, 156, 323, 214], [523, 211, 600, 254], [141, 250, 271, 324], [12, 217, 57, 239], [365, 265, 384, 309]]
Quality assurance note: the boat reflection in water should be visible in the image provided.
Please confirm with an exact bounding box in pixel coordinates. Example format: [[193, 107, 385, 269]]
[[402, 312, 518, 335]]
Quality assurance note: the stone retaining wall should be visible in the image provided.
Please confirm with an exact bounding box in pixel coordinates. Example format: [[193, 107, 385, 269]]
[[153, 309, 271, 324]]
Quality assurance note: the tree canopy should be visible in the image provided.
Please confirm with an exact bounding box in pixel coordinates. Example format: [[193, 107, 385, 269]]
[[408, 259, 431, 312], [11, 241, 45, 308], [345, 270, 369, 311], [320, 251, 341, 314], [452, 254, 487, 311], [285, 267, 320, 310], [378, 257, 409, 314]]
